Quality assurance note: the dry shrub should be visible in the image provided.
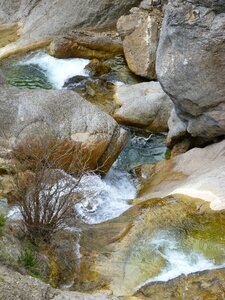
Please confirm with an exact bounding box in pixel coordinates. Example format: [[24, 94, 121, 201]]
[[13, 135, 93, 176], [11, 135, 96, 243]]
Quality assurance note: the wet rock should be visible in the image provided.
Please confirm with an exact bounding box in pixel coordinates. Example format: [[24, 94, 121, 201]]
[[63, 75, 88, 88], [49, 30, 123, 59], [64, 77, 118, 116], [113, 82, 173, 132], [135, 268, 225, 299], [117, 5, 163, 79], [85, 59, 112, 77], [156, 0, 225, 147], [0, 86, 128, 174]]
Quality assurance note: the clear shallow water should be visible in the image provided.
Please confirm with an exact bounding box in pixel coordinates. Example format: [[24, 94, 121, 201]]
[[115, 127, 167, 171], [1, 51, 142, 90]]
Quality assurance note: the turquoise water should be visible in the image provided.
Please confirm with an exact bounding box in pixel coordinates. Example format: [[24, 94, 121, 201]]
[[115, 127, 167, 171]]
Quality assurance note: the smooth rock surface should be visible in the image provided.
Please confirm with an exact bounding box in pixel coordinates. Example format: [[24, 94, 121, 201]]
[[157, 0, 225, 145], [0, 86, 127, 174], [117, 6, 162, 79], [137, 139, 225, 210], [113, 82, 173, 132]]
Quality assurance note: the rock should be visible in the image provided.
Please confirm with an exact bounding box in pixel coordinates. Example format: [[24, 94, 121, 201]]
[[0, 86, 128, 174], [85, 59, 112, 77], [0, 0, 143, 59], [64, 77, 118, 116], [135, 268, 225, 299], [156, 0, 225, 147], [63, 76, 88, 88], [0, 264, 119, 300], [49, 30, 123, 59], [0, 69, 6, 85], [166, 108, 187, 147], [137, 139, 225, 210], [0, 23, 21, 48], [117, 6, 163, 79], [113, 82, 173, 132]]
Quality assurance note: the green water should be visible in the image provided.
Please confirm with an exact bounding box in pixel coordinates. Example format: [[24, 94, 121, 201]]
[[115, 127, 167, 171], [0, 55, 52, 89]]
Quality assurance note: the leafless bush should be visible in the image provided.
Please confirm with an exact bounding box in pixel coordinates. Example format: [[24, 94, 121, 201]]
[[11, 135, 96, 243]]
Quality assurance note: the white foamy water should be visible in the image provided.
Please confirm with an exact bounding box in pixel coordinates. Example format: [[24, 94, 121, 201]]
[[7, 168, 136, 225], [75, 168, 136, 224], [18, 52, 89, 89], [137, 230, 223, 289]]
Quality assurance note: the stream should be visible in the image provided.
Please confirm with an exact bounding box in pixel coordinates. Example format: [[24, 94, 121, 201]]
[[2, 51, 225, 295]]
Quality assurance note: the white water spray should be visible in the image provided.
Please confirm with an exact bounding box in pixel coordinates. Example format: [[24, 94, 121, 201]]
[[75, 168, 136, 224], [137, 230, 223, 289], [18, 52, 89, 89]]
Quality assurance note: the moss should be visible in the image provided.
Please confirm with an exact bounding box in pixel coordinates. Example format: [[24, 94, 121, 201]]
[[182, 211, 225, 264], [165, 148, 171, 160]]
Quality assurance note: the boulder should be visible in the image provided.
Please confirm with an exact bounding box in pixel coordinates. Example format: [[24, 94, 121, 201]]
[[113, 82, 173, 132], [0, 86, 127, 174], [156, 0, 225, 146], [137, 139, 225, 210], [0, 0, 142, 59], [117, 4, 163, 79], [49, 30, 123, 59]]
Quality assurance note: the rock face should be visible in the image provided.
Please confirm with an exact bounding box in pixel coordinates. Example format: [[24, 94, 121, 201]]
[[156, 0, 225, 147], [117, 2, 163, 79], [0, 0, 142, 59], [0, 86, 127, 174], [113, 82, 173, 132]]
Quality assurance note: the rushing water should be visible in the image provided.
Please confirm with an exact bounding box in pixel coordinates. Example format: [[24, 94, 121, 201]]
[[18, 52, 90, 89], [138, 230, 220, 286], [1, 51, 143, 90], [1, 52, 89, 89]]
